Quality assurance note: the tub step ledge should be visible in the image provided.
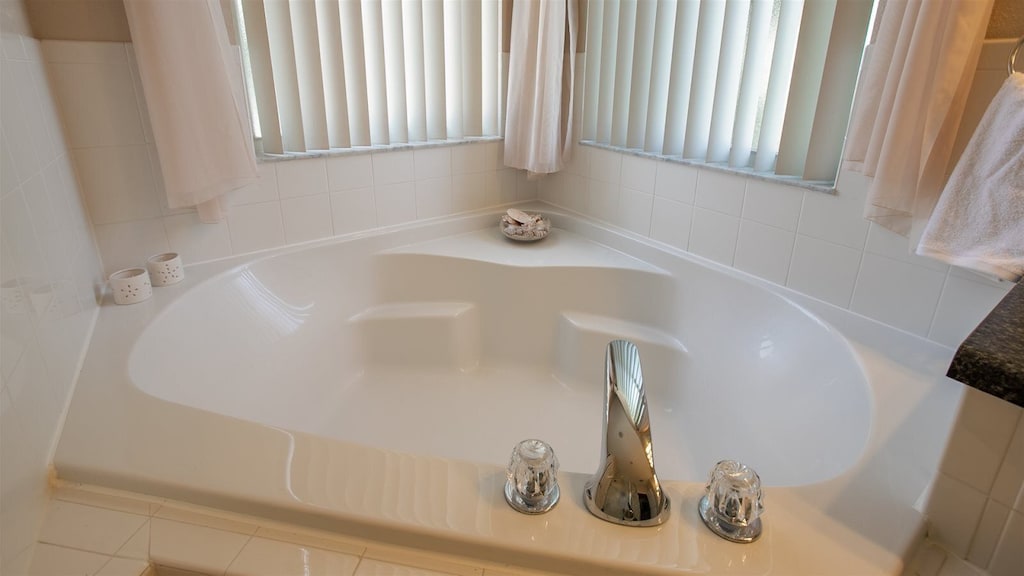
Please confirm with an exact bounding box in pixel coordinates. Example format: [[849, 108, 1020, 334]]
[[350, 302, 480, 371]]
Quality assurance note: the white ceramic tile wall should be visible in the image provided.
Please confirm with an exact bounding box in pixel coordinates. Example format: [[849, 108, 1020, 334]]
[[548, 150, 1014, 348], [0, 2, 105, 572], [29, 483, 570, 576], [904, 540, 988, 576], [929, 388, 1024, 576], [40, 40, 530, 277]]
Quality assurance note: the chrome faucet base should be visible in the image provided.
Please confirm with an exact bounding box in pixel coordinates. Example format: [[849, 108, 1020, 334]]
[[584, 340, 671, 527], [699, 495, 762, 543], [505, 481, 560, 514], [584, 481, 671, 527]]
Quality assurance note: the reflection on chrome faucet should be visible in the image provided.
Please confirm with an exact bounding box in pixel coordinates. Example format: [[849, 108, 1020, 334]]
[[584, 340, 671, 526]]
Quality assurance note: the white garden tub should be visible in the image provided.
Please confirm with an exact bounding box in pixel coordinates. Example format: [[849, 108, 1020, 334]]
[[56, 205, 964, 575]]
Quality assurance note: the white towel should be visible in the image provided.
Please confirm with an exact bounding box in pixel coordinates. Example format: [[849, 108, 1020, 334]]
[[917, 72, 1024, 282]]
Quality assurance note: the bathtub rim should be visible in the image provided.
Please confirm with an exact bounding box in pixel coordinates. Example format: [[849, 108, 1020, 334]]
[[54, 202, 964, 576], [126, 219, 873, 487]]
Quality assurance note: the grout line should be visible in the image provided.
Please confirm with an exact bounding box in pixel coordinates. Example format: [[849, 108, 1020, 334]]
[[351, 553, 367, 576], [846, 236, 869, 311], [222, 533, 256, 576], [989, 410, 1024, 494], [924, 268, 954, 342], [92, 553, 142, 576], [783, 191, 809, 288], [34, 541, 117, 561], [114, 518, 151, 560]]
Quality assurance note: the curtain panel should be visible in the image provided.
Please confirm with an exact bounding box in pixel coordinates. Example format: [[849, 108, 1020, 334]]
[[124, 0, 258, 222], [843, 0, 995, 240], [503, 0, 578, 174]]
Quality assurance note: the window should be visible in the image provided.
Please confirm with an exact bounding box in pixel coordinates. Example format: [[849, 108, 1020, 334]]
[[236, 0, 503, 154], [581, 0, 873, 184], [238, 0, 872, 185]]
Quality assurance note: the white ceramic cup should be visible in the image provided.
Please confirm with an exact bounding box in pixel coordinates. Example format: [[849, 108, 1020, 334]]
[[146, 252, 185, 287], [108, 268, 153, 305]]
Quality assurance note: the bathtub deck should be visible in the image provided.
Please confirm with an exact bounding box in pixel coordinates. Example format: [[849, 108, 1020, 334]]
[[54, 207, 964, 575]]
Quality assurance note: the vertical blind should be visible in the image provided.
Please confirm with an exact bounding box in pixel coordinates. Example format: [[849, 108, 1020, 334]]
[[581, 0, 873, 182], [239, 0, 502, 154], [239, 0, 873, 183]]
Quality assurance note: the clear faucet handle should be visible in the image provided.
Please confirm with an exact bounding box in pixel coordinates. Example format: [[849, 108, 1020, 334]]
[[504, 439, 560, 514], [698, 460, 764, 543]]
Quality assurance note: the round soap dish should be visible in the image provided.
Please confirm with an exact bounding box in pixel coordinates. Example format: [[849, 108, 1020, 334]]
[[501, 208, 550, 242]]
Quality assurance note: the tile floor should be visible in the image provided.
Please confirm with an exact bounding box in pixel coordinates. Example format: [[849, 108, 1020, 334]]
[[28, 482, 566, 576]]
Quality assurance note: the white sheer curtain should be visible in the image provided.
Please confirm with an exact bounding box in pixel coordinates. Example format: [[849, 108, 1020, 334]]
[[843, 0, 995, 240], [503, 0, 578, 174], [124, 0, 258, 223]]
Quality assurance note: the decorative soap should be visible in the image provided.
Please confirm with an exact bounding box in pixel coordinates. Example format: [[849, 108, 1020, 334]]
[[500, 209, 550, 242]]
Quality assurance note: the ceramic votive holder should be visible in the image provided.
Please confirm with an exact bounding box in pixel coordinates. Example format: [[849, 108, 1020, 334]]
[[109, 268, 153, 305], [147, 252, 184, 286]]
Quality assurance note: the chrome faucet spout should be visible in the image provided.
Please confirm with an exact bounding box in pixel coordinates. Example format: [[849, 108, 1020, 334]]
[[584, 339, 670, 526]]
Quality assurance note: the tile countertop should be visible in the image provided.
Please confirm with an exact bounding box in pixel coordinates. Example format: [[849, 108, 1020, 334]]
[[947, 281, 1024, 408]]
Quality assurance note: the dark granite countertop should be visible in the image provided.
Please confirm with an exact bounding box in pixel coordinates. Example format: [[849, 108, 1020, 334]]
[[947, 281, 1024, 408]]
